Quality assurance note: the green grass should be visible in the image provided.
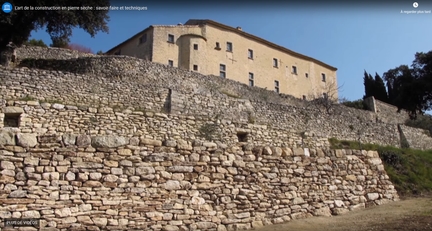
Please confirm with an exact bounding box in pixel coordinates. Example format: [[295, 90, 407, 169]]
[[329, 138, 432, 196], [19, 95, 36, 101]]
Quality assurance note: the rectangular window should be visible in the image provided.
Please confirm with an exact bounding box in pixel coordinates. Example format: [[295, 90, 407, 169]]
[[322, 73, 326, 82], [274, 80, 279, 93], [168, 60, 173, 67], [292, 66, 297, 75], [227, 42, 233, 52], [305, 73, 309, 78], [302, 95, 307, 100], [215, 42, 220, 50], [249, 73, 254, 87], [193, 65, 198, 71], [4, 113, 21, 127], [248, 49, 253, 59], [273, 58, 278, 68], [193, 44, 198, 50], [168, 34, 174, 43], [220, 64, 226, 78], [139, 34, 147, 44]]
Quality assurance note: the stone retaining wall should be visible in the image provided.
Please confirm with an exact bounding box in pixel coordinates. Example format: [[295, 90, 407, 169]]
[[0, 101, 327, 149], [0, 131, 399, 231], [374, 98, 410, 124], [0, 65, 409, 149], [0, 45, 409, 231], [398, 125, 432, 150]]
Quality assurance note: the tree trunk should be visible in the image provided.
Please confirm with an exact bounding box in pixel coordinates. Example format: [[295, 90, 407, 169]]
[[0, 43, 17, 67]]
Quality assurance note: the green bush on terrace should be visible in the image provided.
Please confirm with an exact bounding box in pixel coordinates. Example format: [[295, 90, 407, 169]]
[[329, 138, 432, 196]]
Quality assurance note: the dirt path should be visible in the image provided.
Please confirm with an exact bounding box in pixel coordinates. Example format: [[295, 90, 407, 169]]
[[255, 197, 432, 231]]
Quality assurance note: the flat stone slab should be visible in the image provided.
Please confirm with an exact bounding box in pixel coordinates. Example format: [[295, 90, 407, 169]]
[[2, 107, 23, 114]]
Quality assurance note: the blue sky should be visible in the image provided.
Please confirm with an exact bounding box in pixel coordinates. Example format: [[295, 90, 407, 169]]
[[29, 1, 432, 101]]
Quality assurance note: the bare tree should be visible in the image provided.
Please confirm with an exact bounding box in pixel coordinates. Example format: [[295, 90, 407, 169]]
[[305, 80, 343, 114]]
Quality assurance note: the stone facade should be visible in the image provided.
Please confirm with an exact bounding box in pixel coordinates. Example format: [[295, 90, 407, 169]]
[[0, 131, 398, 231], [105, 19, 338, 100]]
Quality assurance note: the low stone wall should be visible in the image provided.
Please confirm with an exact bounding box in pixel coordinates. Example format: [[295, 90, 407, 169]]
[[251, 101, 401, 148], [0, 131, 399, 231], [15, 45, 96, 61], [374, 98, 409, 124], [0, 66, 403, 149], [399, 125, 432, 150], [0, 67, 170, 114]]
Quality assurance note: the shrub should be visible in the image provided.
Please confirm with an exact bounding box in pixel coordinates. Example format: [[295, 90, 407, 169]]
[[24, 39, 48, 47], [198, 123, 219, 141], [405, 114, 432, 136], [341, 99, 367, 110]]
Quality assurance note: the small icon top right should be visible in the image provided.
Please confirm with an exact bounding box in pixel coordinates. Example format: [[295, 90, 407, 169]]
[[413, 2, 419, 8]]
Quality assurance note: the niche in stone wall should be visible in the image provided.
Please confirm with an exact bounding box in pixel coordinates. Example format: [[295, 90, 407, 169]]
[[162, 88, 172, 113], [4, 113, 21, 127], [237, 132, 249, 142]]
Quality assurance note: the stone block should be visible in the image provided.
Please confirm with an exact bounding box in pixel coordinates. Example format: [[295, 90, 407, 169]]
[[54, 208, 71, 217], [3, 107, 23, 114], [76, 135, 91, 147], [51, 103, 65, 110], [345, 175, 357, 181], [163, 225, 179, 231], [315, 207, 332, 217], [62, 134, 77, 146], [167, 166, 193, 173], [0, 130, 15, 146], [140, 137, 162, 147], [293, 148, 304, 156], [91, 136, 129, 148], [176, 140, 192, 150], [9, 190, 27, 198], [164, 180, 181, 190], [1, 161, 15, 170], [367, 193, 380, 201], [92, 218, 108, 227], [17, 133, 37, 148]]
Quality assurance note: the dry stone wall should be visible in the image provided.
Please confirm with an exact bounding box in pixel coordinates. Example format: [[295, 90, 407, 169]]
[[0, 45, 415, 231], [0, 130, 398, 231], [398, 125, 432, 150], [0, 100, 325, 149], [15, 45, 96, 61], [2, 46, 431, 150], [0, 66, 412, 150], [374, 98, 410, 124], [250, 101, 401, 148], [0, 67, 170, 114]]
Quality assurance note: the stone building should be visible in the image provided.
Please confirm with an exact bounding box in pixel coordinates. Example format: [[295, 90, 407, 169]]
[[106, 19, 338, 99]]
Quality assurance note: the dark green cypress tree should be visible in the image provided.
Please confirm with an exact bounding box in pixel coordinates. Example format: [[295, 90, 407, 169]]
[[373, 73, 389, 103], [363, 70, 374, 99]]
